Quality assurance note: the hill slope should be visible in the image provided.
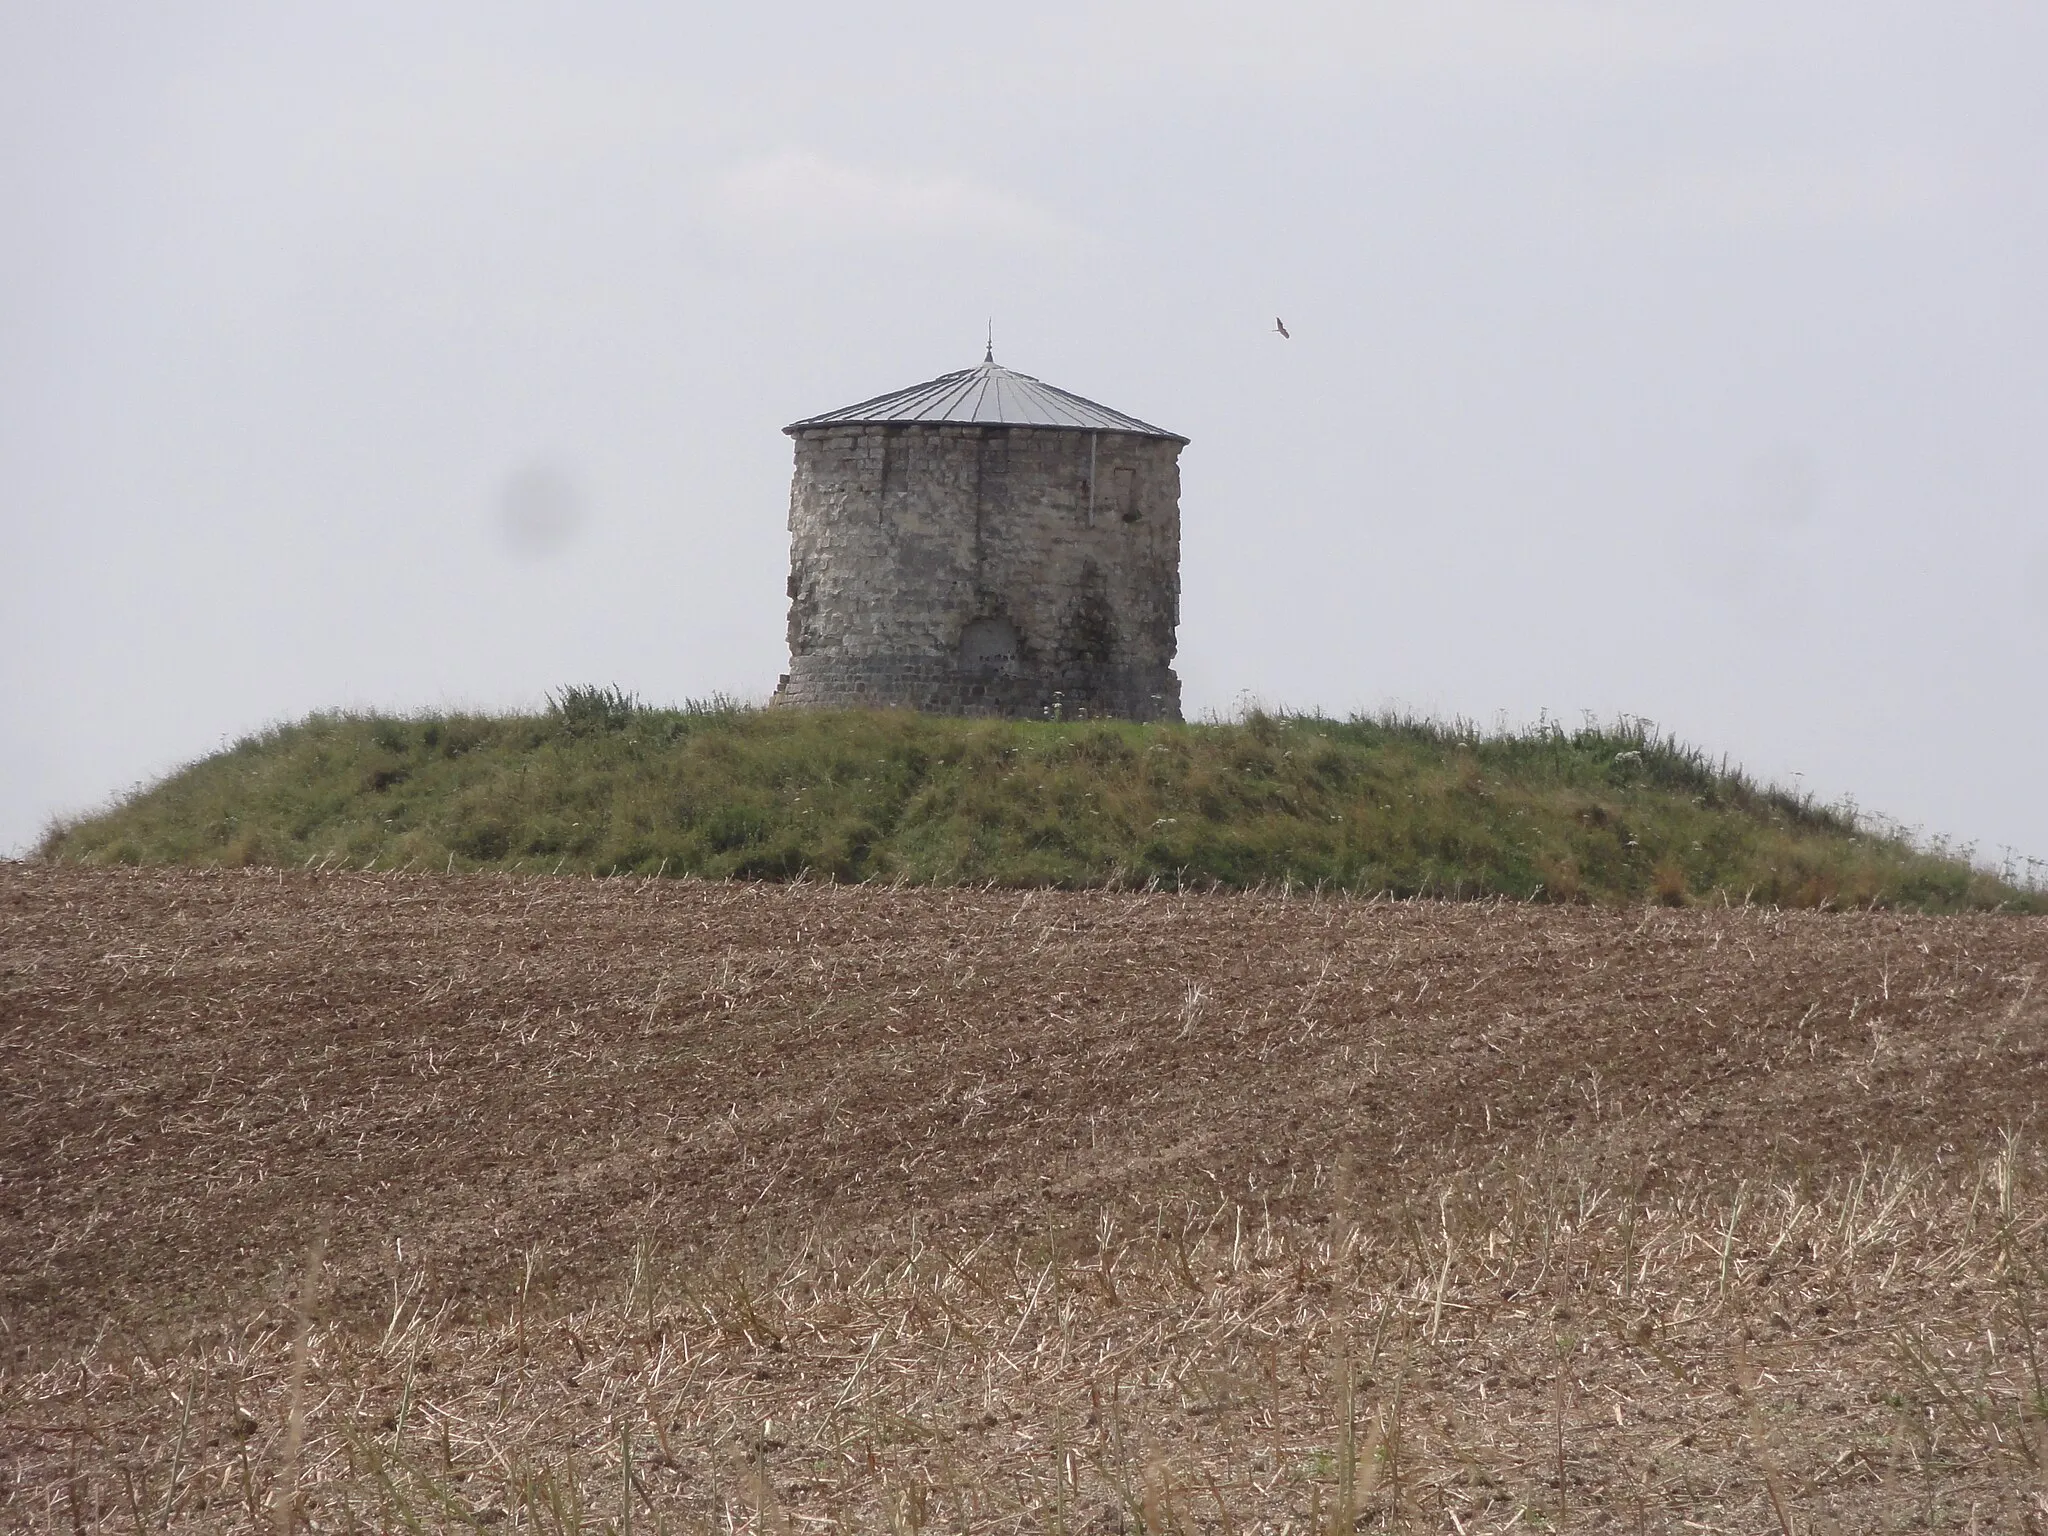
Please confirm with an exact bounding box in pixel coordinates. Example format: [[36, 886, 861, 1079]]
[[39, 700, 2036, 909]]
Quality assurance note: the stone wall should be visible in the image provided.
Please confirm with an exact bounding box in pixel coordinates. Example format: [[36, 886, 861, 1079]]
[[772, 422, 1183, 721]]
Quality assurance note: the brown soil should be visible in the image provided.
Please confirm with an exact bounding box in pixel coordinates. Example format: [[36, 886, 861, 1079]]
[[4, 865, 2047, 1532]]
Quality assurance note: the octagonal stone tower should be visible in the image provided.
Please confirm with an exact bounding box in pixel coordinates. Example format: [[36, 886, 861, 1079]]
[[771, 352, 1187, 721]]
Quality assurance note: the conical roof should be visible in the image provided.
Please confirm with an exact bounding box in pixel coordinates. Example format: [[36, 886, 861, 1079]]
[[786, 354, 1185, 442]]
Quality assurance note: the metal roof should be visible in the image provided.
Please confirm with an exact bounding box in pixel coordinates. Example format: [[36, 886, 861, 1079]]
[[786, 353, 1186, 442]]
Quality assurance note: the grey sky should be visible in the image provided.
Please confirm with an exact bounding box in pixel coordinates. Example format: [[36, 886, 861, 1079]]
[[4, 3, 2044, 870]]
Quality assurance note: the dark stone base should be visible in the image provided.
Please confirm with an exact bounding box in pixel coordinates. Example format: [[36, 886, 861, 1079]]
[[771, 655, 1182, 723]]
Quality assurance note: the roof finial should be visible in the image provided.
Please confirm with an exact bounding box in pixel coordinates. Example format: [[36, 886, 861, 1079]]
[[985, 319, 994, 365]]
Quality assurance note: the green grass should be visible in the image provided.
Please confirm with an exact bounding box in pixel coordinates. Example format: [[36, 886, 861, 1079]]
[[37, 697, 2043, 910]]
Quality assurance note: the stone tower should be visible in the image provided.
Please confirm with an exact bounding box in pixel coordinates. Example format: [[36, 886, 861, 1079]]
[[771, 353, 1187, 721]]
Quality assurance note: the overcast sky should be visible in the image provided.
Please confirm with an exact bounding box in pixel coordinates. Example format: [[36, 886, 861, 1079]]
[[4, 3, 2045, 872]]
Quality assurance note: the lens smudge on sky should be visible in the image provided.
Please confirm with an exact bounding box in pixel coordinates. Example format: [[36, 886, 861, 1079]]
[[497, 462, 582, 557]]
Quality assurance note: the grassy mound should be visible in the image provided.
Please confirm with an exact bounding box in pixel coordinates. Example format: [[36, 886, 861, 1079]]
[[39, 696, 2037, 909]]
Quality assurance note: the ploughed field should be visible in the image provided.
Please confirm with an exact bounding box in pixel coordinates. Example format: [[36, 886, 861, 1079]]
[[4, 866, 2048, 1533]]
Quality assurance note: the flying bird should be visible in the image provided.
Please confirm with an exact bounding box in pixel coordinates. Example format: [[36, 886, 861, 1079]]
[[1273, 318, 1291, 339]]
